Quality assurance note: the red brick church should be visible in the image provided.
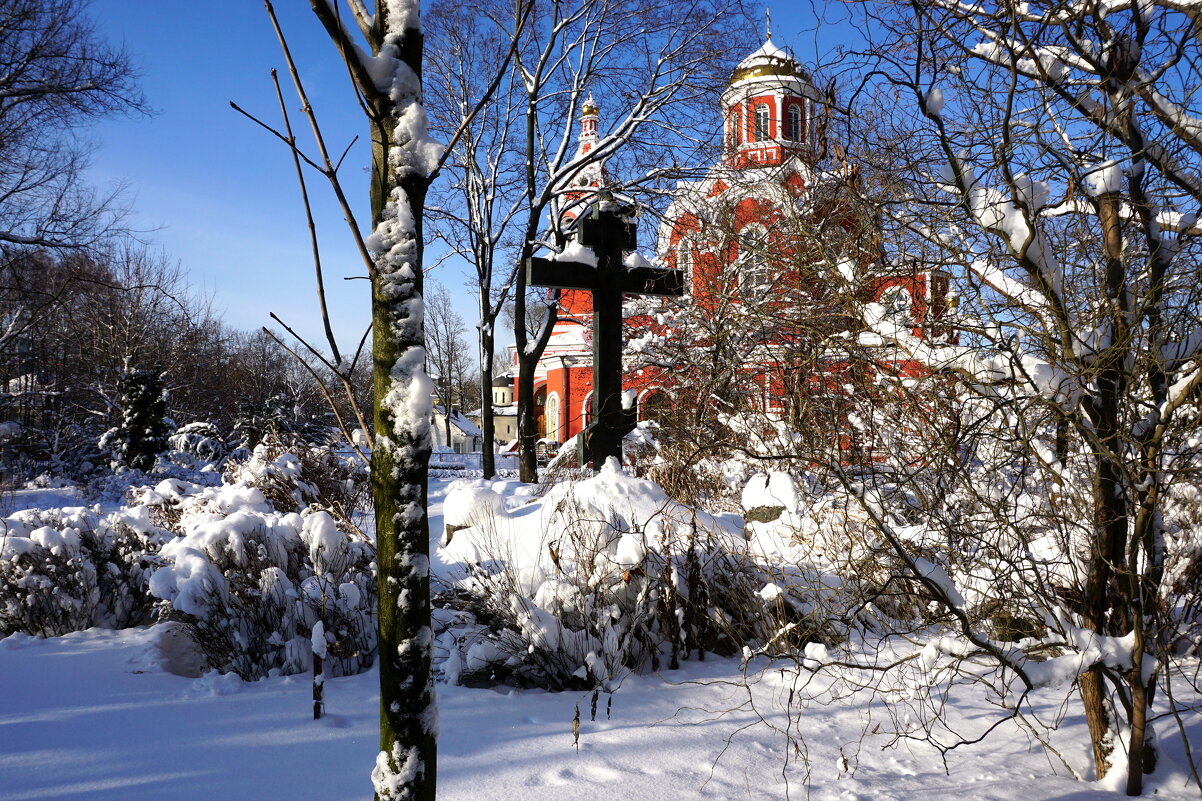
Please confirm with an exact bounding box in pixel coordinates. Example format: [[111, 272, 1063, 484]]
[[515, 34, 953, 454]]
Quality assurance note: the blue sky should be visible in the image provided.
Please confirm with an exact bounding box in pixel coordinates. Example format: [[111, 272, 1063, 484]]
[[85, 1, 856, 358]]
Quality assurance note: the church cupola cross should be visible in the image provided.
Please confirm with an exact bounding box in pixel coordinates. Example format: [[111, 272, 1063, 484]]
[[526, 196, 685, 470]]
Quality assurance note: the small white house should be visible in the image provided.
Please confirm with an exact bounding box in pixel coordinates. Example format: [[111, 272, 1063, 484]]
[[432, 405, 482, 454], [466, 375, 519, 450]]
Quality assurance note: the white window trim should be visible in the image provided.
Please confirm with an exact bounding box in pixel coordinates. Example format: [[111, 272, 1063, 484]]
[[544, 391, 561, 440], [754, 103, 770, 142], [737, 222, 773, 295], [786, 103, 803, 142]]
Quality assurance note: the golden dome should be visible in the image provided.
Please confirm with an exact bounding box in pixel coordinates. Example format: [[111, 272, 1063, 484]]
[[730, 37, 805, 83]]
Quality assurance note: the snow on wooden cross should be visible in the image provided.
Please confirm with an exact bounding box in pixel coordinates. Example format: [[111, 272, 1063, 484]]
[[526, 200, 685, 470]]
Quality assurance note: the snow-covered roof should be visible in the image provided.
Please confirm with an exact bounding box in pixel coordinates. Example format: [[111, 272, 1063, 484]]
[[729, 36, 806, 84], [735, 37, 792, 71], [434, 406, 483, 438], [464, 406, 517, 419]]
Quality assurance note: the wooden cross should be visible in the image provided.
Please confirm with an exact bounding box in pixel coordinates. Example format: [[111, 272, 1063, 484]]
[[526, 201, 685, 470]]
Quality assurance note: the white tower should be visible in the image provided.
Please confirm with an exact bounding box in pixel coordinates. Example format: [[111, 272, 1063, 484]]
[[720, 35, 821, 169]]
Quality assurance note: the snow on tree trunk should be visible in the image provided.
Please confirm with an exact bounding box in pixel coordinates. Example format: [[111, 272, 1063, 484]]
[[312, 620, 326, 720], [307, 2, 442, 799], [366, 78, 438, 801]]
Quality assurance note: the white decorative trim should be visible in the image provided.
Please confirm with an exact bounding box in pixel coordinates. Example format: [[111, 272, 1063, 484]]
[[544, 391, 561, 441], [581, 391, 593, 426]]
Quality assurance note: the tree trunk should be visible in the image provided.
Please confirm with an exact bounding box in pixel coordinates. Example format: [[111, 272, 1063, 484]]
[[371, 267, 436, 800], [1080, 666, 1113, 780], [480, 324, 495, 479], [368, 128, 436, 797], [1126, 666, 1151, 795], [514, 291, 557, 483], [313, 651, 324, 720], [516, 349, 539, 482], [303, 2, 438, 796], [362, 15, 436, 801], [1078, 190, 1131, 786], [513, 84, 554, 484]]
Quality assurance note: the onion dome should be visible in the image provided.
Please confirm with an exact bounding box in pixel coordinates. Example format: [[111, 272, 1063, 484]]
[[730, 37, 807, 84]]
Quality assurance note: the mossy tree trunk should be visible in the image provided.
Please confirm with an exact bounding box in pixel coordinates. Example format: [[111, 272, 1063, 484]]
[[308, 2, 436, 799]]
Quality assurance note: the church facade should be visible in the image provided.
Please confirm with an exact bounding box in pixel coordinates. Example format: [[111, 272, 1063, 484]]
[[516, 36, 953, 457]]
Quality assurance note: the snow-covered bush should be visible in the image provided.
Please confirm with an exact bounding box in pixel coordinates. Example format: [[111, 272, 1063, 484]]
[[223, 439, 369, 535], [0, 507, 163, 638], [168, 421, 230, 467], [1157, 480, 1202, 654], [148, 508, 376, 680], [138, 440, 367, 533], [0, 437, 378, 680], [233, 393, 333, 450], [82, 449, 223, 509], [140, 446, 376, 680], [436, 463, 841, 690], [643, 440, 748, 514]]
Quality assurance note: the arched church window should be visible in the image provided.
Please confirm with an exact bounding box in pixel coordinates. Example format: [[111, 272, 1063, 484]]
[[738, 224, 772, 296], [880, 286, 914, 327], [544, 392, 560, 440], [754, 103, 770, 142], [727, 109, 741, 148], [677, 239, 693, 280], [638, 389, 672, 425], [786, 104, 803, 142]]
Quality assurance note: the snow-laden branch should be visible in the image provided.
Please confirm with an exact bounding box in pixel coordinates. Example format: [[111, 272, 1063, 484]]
[[863, 303, 1082, 408]]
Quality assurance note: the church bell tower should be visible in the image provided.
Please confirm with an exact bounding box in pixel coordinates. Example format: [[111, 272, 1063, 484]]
[[720, 33, 821, 169]]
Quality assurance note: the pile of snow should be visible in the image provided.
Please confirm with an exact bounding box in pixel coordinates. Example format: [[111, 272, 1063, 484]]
[[433, 460, 846, 690]]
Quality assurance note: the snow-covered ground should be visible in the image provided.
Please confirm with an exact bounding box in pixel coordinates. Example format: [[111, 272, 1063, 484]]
[[9, 623, 1193, 801], [0, 486, 89, 517], [2, 479, 1201, 800]]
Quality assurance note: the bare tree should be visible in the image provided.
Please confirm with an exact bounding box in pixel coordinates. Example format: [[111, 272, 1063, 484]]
[[0, 0, 145, 380], [0, 0, 143, 254], [232, 0, 443, 797], [0, 245, 247, 475], [425, 0, 751, 481], [425, 282, 473, 446], [239, 0, 540, 795], [299, 0, 441, 795], [801, 0, 1202, 791], [617, 13, 1202, 786], [425, 0, 531, 477]]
